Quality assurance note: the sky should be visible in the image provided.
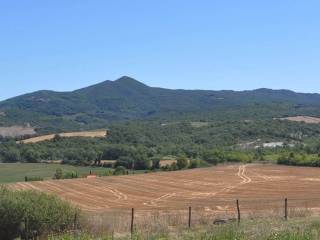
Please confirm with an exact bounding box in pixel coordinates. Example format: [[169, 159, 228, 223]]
[[1, 0, 320, 100]]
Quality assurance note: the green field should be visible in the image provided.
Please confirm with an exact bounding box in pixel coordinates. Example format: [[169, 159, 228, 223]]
[[0, 163, 109, 183]]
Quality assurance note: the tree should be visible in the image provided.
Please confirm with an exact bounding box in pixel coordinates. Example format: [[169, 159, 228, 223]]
[[3, 148, 21, 162], [53, 134, 62, 142], [202, 150, 224, 165], [22, 149, 40, 163], [116, 156, 132, 168], [151, 156, 161, 169]]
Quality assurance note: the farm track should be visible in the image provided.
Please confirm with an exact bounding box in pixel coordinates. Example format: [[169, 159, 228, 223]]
[[11, 164, 320, 213]]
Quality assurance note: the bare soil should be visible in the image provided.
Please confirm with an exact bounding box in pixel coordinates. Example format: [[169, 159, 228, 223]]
[[11, 164, 320, 215]]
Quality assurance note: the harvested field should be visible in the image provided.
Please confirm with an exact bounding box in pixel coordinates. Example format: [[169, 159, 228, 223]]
[[19, 130, 107, 144], [159, 159, 177, 167], [0, 125, 36, 137], [279, 116, 320, 124], [11, 164, 320, 216]]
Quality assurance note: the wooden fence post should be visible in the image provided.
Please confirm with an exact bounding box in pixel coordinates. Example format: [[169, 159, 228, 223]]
[[236, 199, 241, 224], [131, 208, 135, 237], [188, 206, 192, 228], [74, 212, 78, 230], [25, 216, 29, 240], [285, 198, 288, 220], [73, 212, 78, 238]]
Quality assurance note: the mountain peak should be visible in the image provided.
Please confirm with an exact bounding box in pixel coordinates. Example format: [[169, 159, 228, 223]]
[[114, 76, 148, 87], [115, 76, 136, 82]]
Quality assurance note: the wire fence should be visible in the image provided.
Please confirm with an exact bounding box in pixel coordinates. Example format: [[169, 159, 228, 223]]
[[15, 197, 320, 239], [81, 197, 320, 235]]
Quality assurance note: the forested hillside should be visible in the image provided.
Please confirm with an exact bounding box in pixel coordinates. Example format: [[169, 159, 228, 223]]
[[1, 76, 320, 134]]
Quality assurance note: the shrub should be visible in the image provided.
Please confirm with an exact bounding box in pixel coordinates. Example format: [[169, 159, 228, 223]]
[[177, 156, 189, 169], [0, 187, 78, 240], [189, 159, 200, 169], [64, 171, 78, 179], [25, 176, 44, 182], [54, 168, 64, 179], [114, 166, 126, 175], [202, 150, 223, 165]]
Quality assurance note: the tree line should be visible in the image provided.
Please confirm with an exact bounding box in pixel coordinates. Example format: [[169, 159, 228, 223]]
[[1, 120, 320, 169]]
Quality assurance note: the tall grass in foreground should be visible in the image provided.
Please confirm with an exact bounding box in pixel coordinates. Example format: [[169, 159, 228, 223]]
[[50, 217, 320, 240]]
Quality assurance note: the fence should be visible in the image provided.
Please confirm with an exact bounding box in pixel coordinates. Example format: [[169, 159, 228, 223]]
[[16, 197, 320, 239], [82, 197, 320, 236]]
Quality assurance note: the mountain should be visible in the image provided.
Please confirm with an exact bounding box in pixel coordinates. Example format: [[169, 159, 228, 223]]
[[1, 76, 320, 134]]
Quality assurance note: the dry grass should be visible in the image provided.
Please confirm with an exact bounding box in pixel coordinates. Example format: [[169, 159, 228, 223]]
[[51, 215, 320, 239], [80, 206, 320, 236], [19, 130, 107, 144]]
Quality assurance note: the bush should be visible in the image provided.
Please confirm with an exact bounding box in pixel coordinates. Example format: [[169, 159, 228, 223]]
[[202, 150, 223, 165], [177, 156, 189, 169], [54, 168, 64, 179], [189, 159, 200, 169], [114, 166, 127, 175], [63, 171, 78, 179], [0, 187, 78, 240], [25, 176, 44, 182]]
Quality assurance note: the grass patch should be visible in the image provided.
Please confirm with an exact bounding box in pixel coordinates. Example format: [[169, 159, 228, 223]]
[[0, 163, 110, 183]]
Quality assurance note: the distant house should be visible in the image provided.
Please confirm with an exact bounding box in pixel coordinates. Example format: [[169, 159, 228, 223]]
[[262, 142, 284, 148]]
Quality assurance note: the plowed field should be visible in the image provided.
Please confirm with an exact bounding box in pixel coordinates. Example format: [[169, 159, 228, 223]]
[[12, 164, 320, 214]]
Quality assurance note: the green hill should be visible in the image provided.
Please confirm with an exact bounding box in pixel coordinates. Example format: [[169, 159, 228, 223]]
[[1, 76, 320, 134]]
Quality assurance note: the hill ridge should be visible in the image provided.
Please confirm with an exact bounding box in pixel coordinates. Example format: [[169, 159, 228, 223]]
[[1, 76, 320, 134]]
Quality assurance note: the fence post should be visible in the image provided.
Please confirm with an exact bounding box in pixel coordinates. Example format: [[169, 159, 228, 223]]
[[188, 206, 192, 228], [73, 212, 78, 237], [131, 208, 135, 237], [285, 198, 288, 220], [236, 199, 241, 224], [25, 216, 29, 240]]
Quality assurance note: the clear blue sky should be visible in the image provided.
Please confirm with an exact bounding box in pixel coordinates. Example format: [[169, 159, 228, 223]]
[[1, 1, 319, 100]]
